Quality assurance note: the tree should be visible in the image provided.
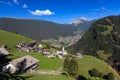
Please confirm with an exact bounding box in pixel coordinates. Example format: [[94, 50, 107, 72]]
[[77, 75, 87, 80], [89, 68, 99, 77], [63, 56, 70, 75], [89, 68, 104, 78], [70, 58, 79, 77], [106, 72, 114, 80], [63, 56, 79, 78]]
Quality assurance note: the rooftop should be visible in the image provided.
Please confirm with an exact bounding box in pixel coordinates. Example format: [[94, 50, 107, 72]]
[[9, 55, 39, 69], [0, 47, 10, 56]]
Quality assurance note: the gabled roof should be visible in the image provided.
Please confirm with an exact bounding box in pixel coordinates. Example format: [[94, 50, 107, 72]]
[[9, 55, 39, 69], [27, 40, 37, 47], [0, 47, 10, 56]]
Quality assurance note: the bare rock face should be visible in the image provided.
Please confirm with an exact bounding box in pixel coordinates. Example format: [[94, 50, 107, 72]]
[[71, 18, 88, 26]]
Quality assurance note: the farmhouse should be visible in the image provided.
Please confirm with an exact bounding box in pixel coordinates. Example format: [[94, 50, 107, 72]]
[[0, 47, 10, 70], [16, 40, 44, 53], [16, 40, 38, 52], [2, 55, 39, 74]]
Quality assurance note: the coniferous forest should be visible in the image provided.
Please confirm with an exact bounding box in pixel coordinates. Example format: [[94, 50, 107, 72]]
[[68, 15, 120, 73]]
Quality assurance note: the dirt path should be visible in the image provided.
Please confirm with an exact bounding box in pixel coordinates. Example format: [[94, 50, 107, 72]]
[[31, 67, 63, 75]]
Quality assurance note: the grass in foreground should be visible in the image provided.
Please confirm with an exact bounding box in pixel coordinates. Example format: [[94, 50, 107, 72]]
[[6, 54, 120, 80], [0, 73, 72, 80], [8, 52, 63, 70], [78, 55, 120, 80], [20, 73, 72, 80]]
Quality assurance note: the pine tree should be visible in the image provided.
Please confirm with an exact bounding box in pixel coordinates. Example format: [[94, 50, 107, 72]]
[[70, 58, 79, 77], [107, 72, 114, 80], [63, 56, 70, 75], [63, 56, 79, 78]]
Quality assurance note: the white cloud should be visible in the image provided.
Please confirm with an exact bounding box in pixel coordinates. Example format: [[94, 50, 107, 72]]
[[0, 1, 12, 5], [13, 0, 19, 5], [23, 4, 28, 8], [29, 9, 55, 16]]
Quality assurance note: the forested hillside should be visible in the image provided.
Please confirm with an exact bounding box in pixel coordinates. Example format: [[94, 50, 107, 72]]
[[0, 18, 75, 40], [0, 18, 94, 40], [68, 15, 120, 73]]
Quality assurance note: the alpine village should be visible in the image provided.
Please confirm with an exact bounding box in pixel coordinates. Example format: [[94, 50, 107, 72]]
[[0, 0, 120, 80]]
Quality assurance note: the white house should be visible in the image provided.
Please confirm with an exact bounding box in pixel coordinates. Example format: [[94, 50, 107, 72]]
[[56, 47, 67, 55]]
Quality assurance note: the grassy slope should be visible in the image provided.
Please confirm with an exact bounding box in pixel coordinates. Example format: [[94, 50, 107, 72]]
[[8, 53, 120, 80], [79, 55, 120, 80], [0, 30, 119, 80], [0, 30, 62, 70], [0, 30, 67, 79], [8, 52, 63, 70], [0, 73, 72, 80], [101, 25, 113, 35], [20, 74, 72, 80], [0, 30, 31, 52]]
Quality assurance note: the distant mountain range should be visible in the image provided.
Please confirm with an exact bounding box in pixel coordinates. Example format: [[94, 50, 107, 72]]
[[70, 18, 96, 34], [0, 17, 95, 40], [71, 18, 88, 26], [67, 15, 120, 73]]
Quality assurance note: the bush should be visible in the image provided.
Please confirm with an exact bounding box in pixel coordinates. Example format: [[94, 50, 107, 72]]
[[89, 68, 104, 78], [77, 75, 87, 80], [106, 72, 114, 80]]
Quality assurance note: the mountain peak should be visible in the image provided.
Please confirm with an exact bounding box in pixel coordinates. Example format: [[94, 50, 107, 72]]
[[71, 17, 89, 26]]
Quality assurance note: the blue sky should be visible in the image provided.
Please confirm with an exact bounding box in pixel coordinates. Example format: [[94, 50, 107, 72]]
[[0, 0, 120, 23]]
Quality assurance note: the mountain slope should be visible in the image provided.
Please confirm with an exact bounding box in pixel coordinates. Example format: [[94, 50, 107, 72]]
[[0, 30, 31, 52], [71, 18, 88, 25], [68, 15, 120, 73], [0, 30, 119, 79], [0, 18, 75, 40], [0, 17, 94, 40], [70, 19, 95, 34]]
